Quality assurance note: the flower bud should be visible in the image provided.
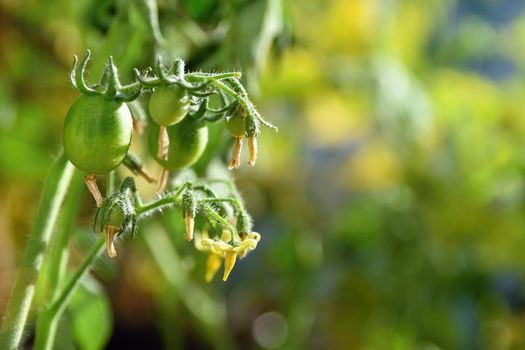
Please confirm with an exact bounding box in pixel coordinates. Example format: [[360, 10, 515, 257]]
[[182, 189, 196, 241]]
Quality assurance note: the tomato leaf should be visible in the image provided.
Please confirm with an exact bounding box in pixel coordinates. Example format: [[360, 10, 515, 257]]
[[68, 277, 112, 350]]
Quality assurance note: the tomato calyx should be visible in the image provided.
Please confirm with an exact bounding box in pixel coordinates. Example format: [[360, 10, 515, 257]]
[[70, 50, 141, 102], [94, 177, 138, 258]]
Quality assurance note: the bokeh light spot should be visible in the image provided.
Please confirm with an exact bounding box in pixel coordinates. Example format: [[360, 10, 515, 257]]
[[252, 311, 288, 349]]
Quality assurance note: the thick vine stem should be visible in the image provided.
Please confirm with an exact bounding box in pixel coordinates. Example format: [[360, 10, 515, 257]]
[[33, 236, 105, 350], [41, 172, 84, 301], [33, 171, 115, 350], [0, 152, 76, 350]]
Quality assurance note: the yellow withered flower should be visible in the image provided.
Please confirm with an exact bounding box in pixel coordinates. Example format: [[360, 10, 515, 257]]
[[197, 230, 261, 282]]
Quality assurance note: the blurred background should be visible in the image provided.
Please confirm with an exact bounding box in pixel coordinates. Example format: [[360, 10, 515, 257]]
[[2, 0, 525, 349]]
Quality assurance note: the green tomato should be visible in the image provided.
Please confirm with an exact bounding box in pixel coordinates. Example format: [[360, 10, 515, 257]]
[[225, 109, 246, 137], [149, 117, 209, 170], [149, 84, 190, 126], [107, 206, 125, 228], [63, 95, 133, 174]]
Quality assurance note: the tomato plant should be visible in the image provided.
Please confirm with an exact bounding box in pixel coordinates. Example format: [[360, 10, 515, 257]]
[[0, 49, 277, 350]]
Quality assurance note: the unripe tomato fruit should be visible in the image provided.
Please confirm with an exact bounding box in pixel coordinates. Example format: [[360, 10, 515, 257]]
[[225, 109, 246, 137], [149, 85, 190, 126], [149, 117, 208, 170], [63, 95, 133, 174], [107, 206, 125, 228]]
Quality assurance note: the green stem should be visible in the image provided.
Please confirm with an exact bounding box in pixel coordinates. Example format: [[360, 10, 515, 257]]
[[199, 203, 237, 240], [199, 197, 242, 212], [186, 72, 242, 80], [0, 152, 76, 350], [210, 79, 250, 109], [135, 181, 190, 216], [34, 169, 115, 350], [34, 236, 105, 350], [45, 171, 85, 299]]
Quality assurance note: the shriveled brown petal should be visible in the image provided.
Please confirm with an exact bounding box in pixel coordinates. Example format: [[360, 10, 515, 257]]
[[105, 225, 119, 258], [247, 136, 257, 166], [184, 211, 195, 241], [157, 125, 169, 160], [228, 137, 243, 170], [83, 174, 103, 207]]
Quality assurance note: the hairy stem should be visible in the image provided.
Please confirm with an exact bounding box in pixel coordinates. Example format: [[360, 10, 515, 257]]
[[0, 152, 76, 350], [44, 171, 85, 300], [34, 171, 115, 350], [136, 181, 190, 216], [33, 236, 105, 350]]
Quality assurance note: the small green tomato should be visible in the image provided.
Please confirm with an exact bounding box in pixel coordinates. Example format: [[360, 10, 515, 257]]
[[149, 84, 190, 126], [225, 108, 247, 169], [149, 117, 209, 170], [63, 95, 133, 174], [107, 206, 125, 228], [225, 109, 246, 137]]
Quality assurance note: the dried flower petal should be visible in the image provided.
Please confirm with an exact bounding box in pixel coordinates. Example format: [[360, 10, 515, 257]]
[[105, 225, 119, 258], [247, 136, 257, 166], [84, 175, 103, 207], [157, 125, 169, 159], [229, 137, 243, 170], [184, 211, 195, 241]]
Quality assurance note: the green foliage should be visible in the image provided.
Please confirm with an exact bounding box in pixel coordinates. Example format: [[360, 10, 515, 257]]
[[69, 280, 112, 350]]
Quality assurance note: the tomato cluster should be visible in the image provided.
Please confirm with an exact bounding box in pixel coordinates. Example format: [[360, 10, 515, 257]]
[[63, 52, 277, 208], [61, 52, 277, 261], [63, 83, 209, 177]]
